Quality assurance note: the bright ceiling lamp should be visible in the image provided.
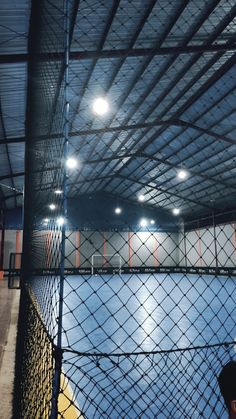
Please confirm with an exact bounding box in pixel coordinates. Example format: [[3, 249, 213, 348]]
[[138, 194, 145, 202], [177, 169, 188, 180], [150, 219, 155, 225], [66, 157, 78, 169], [54, 189, 63, 195], [172, 208, 180, 216], [140, 218, 148, 228], [92, 97, 109, 116], [56, 216, 65, 226], [115, 207, 122, 214], [49, 203, 56, 210]]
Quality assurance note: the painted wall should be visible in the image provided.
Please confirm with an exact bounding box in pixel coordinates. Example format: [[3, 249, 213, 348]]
[[65, 231, 179, 269], [178, 223, 236, 268], [2, 223, 236, 269]]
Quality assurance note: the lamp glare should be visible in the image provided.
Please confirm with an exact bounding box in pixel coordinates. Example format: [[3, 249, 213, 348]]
[[66, 157, 77, 169], [138, 194, 145, 202], [140, 218, 148, 228], [173, 208, 180, 216], [92, 97, 109, 116], [57, 217, 65, 226], [177, 169, 188, 180]]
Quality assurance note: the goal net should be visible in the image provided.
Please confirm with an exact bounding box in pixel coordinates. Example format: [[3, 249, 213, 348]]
[[91, 254, 122, 275]]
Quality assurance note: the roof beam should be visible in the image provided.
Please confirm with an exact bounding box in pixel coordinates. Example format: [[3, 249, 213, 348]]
[[117, 174, 211, 210], [1, 43, 236, 65], [3, 193, 22, 202], [84, 151, 236, 191], [2, 118, 235, 146], [0, 136, 25, 145], [70, 43, 236, 60], [0, 172, 24, 181], [70, 119, 236, 146]]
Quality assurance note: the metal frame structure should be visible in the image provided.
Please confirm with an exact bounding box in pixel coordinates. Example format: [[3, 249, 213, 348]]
[[0, 0, 236, 219]]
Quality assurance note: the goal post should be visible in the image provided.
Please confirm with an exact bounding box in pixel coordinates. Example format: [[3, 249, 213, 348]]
[[91, 254, 122, 275], [8, 252, 22, 289]]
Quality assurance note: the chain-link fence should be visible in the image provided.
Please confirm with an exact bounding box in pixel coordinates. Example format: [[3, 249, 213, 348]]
[[14, 1, 236, 418]]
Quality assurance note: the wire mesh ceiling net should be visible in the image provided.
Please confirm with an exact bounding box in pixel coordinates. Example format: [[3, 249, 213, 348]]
[[14, 1, 236, 418]]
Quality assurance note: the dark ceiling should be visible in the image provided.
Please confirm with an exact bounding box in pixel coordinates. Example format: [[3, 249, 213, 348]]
[[1, 0, 236, 220]]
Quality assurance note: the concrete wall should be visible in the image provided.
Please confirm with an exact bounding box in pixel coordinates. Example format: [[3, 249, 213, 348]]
[[2, 223, 236, 269]]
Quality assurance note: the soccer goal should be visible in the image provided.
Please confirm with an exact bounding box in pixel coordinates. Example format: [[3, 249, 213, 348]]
[[91, 254, 122, 275]]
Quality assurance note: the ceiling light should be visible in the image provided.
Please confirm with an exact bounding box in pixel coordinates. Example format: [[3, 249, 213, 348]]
[[177, 169, 188, 180], [92, 97, 109, 116], [150, 219, 155, 225], [49, 204, 56, 210], [138, 194, 145, 202], [43, 218, 49, 224], [140, 218, 148, 228], [55, 189, 63, 195], [66, 157, 78, 169], [173, 208, 180, 216], [115, 207, 122, 214], [56, 216, 65, 226]]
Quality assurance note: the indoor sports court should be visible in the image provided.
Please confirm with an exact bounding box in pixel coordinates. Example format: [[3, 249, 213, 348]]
[[1, 1, 236, 418], [26, 219, 236, 418]]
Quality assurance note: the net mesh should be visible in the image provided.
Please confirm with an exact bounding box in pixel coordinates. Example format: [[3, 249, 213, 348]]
[[91, 253, 122, 274], [14, 288, 55, 418], [14, 1, 236, 418]]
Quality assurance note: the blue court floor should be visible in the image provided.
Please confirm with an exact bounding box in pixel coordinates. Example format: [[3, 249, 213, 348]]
[[34, 273, 236, 418]]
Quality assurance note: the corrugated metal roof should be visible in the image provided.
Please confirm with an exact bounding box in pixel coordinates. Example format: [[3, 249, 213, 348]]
[[0, 0, 30, 209], [1, 0, 236, 218]]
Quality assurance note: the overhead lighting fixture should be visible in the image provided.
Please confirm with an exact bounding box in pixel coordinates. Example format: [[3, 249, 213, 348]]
[[49, 204, 56, 211], [115, 207, 122, 214], [56, 216, 65, 226], [172, 208, 180, 216], [138, 194, 145, 202], [66, 157, 78, 169], [140, 218, 148, 228], [177, 169, 188, 180], [55, 189, 63, 195], [150, 219, 155, 225], [92, 97, 109, 116], [43, 218, 49, 224]]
